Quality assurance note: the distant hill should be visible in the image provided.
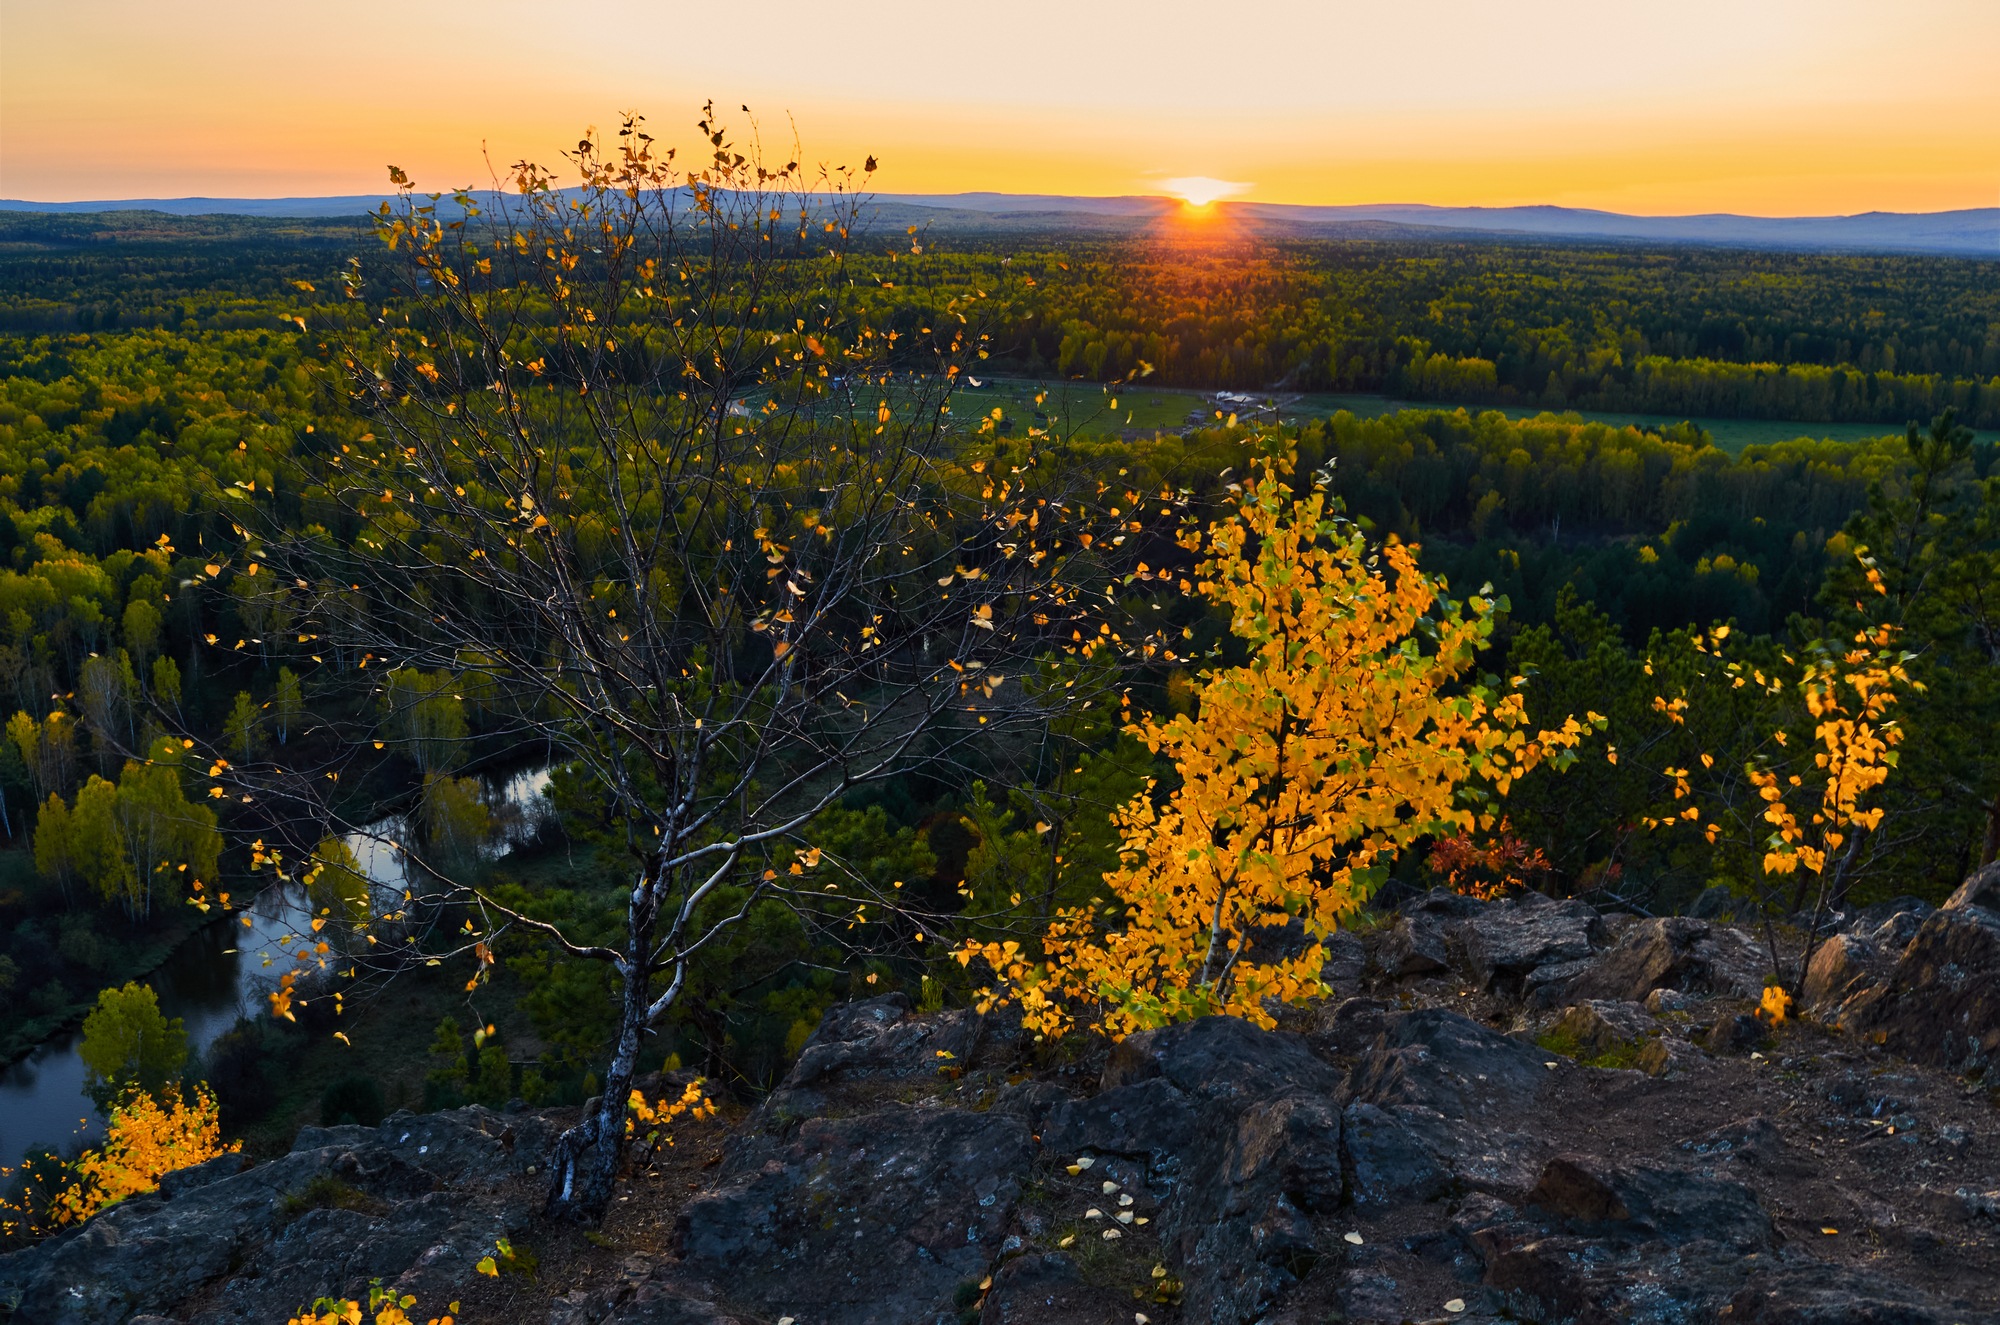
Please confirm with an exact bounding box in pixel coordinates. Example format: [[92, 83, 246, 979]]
[[3, 192, 1994, 255]]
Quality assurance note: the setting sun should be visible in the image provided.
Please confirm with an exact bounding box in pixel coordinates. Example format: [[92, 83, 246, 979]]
[[1162, 176, 1251, 208]]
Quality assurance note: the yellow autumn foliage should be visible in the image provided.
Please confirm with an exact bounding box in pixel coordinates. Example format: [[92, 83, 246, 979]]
[[1746, 624, 1909, 881], [3, 1084, 237, 1238], [961, 461, 1589, 1039], [286, 1283, 456, 1325]]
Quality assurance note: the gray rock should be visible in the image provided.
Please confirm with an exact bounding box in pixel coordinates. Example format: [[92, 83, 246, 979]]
[[1400, 887, 1489, 919], [1725, 1264, 1972, 1324], [1637, 1037, 1694, 1077], [1850, 894, 1936, 932], [0, 1107, 541, 1325], [1521, 955, 1597, 1007], [1341, 1101, 1451, 1206], [1568, 916, 1710, 1002], [762, 994, 983, 1117], [1689, 924, 1773, 999], [1459, 894, 1598, 992], [978, 1252, 1130, 1324], [1351, 1009, 1553, 1120], [1872, 911, 1927, 951], [675, 1105, 1033, 1325], [1319, 928, 1366, 996], [1802, 932, 1885, 1008], [1705, 1011, 1767, 1054], [1643, 986, 1699, 1013], [1102, 1010, 1344, 1106], [1375, 913, 1450, 976], [1526, 1152, 1778, 1249], [1550, 1000, 1656, 1057], [1848, 903, 2000, 1071], [1310, 996, 1389, 1058], [1944, 861, 2000, 915], [1041, 1075, 1199, 1162]]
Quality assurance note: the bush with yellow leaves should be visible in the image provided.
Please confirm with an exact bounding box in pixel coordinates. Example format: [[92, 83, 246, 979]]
[[286, 1281, 455, 1325], [961, 461, 1592, 1039], [2, 1083, 238, 1241]]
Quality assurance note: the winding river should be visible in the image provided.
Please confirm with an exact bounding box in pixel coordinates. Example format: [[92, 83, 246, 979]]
[[0, 766, 551, 1176]]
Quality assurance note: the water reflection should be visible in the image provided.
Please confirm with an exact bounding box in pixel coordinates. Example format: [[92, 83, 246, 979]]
[[0, 764, 551, 1174]]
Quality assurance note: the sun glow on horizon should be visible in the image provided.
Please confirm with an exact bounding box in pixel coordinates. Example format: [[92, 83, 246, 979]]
[[1162, 176, 1251, 208], [0, 2, 1995, 212]]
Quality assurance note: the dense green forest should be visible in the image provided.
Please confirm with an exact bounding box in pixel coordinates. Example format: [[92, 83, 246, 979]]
[[1, 207, 1995, 1162], [855, 238, 2000, 426]]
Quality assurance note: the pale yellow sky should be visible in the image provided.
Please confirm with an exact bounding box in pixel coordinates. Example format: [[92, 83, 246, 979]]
[[2, 0, 1996, 213]]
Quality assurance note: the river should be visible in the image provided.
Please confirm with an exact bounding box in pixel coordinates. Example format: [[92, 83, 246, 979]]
[[0, 765, 551, 1176]]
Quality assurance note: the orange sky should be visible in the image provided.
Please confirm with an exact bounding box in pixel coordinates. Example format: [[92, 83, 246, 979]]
[[2, 0, 1996, 214]]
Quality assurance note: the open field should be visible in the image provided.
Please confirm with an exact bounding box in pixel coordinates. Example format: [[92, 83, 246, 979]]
[[963, 376, 1998, 455]]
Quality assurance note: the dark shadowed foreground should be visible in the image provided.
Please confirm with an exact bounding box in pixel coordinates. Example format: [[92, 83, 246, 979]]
[[5, 869, 1999, 1324]]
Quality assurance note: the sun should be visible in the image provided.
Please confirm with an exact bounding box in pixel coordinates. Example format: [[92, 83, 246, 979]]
[[1162, 176, 1250, 209]]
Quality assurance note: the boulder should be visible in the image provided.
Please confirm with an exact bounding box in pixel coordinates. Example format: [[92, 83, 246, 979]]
[[1567, 917, 1709, 1002], [1643, 987, 1698, 1014], [1083, 1016, 1347, 1324], [1802, 932, 1885, 1009], [1871, 911, 1927, 952], [1705, 1011, 1767, 1054], [1341, 1101, 1452, 1207], [1350, 1008, 1552, 1120], [1101, 1009, 1344, 1105], [1849, 894, 1937, 931], [1400, 887, 1489, 919], [1944, 861, 2000, 915], [1319, 928, 1366, 997], [674, 1105, 1034, 1325], [1164, 1092, 1343, 1323], [0, 1108, 542, 1325], [1636, 1037, 1692, 1077], [1521, 956, 1597, 1008], [1848, 903, 2000, 1071], [1550, 1000, 1656, 1057], [762, 993, 984, 1116], [1375, 913, 1450, 976], [1041, 1075, 1199, 1162], [1310, 995, 1389, 1058], [1526, 1153, 1777, 1249], [1688, 924, 1772, 999], [1459, 894, 1598, 992]]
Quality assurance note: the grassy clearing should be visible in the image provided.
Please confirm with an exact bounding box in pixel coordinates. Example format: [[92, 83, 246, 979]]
[[961, 375, 1995, 456]]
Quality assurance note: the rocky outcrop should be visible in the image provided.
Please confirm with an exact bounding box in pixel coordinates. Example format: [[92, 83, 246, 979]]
[[11, 879, 2000, 1325], [675, 1107, 1033, 1325], [1848, 900, 2000, 1071], [0, 1109, 547, 1325], [1945, 860, 2000, 914]]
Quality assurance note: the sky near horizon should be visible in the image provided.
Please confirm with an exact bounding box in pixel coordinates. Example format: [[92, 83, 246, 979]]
[[2, 0, 1997, 215]]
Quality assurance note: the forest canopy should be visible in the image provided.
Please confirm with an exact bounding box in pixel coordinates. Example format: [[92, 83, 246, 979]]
[[0, 195, 1995, 1195]]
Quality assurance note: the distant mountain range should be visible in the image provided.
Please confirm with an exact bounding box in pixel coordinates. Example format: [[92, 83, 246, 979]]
[[2, 192, 1994, 255]]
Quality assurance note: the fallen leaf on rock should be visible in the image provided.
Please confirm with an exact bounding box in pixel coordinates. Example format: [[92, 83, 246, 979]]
[[1445, 1301, 1465, 1314]]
